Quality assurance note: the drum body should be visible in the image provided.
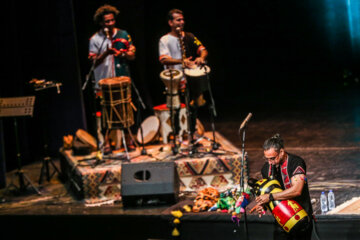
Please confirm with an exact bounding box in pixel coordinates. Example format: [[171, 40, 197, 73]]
[[99, 76, 134, 129], [153, 104, 204, 144], [160, 69, 183, 109], [250, 178, 310, 235], [153, 104, 187, 144], [184, 65, 210, 104]]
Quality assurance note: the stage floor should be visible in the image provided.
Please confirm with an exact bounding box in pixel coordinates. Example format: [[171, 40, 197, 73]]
[[1, 87, 360, 239]]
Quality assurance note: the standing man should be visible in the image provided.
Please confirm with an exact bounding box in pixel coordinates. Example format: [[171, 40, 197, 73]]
[[89, 4, 136, 88], [255, 134, 313, 240], [159, 9, 208, 143], [88, 4, 136, 152]]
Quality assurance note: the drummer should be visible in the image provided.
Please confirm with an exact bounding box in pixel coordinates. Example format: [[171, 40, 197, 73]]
[[159, 8, 208, 140], [89, 4, 136, 88], [88, 4, 136, 153]]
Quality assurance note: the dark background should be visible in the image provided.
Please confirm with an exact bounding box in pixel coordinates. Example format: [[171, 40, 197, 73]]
[[1, 0, 359, 179]]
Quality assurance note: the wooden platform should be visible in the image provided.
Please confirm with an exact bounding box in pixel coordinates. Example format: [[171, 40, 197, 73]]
[[328, 197, 360, 215]]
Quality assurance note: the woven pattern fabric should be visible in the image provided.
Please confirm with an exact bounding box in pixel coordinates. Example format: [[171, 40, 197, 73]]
[[177, 154, 248, 191]]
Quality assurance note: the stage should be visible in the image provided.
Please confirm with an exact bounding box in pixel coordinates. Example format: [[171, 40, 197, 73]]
[[1, 112, 360, 239], [1, 1, 360, 238]]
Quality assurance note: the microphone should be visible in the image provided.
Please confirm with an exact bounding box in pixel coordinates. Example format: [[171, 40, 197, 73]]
[[175, 27, 182, 36], [239, 112, 253, 132], [104, 27, 110, 39]]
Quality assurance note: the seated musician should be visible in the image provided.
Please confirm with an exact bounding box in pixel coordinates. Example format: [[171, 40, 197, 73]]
[[158, 9, 208, 142]]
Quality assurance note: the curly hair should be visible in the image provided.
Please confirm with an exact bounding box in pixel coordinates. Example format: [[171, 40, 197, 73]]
[[93, 4, 120, 26], [263, 133, 284, 152]]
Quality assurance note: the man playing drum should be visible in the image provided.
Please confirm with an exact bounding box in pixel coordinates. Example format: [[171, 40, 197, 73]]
[[255, 134, 314, 239], [159, 8, 208, 142], [88, 4, 136, 153]]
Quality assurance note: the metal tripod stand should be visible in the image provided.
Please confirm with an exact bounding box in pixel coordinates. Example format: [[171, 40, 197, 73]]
[[33, 81, 62, 185]]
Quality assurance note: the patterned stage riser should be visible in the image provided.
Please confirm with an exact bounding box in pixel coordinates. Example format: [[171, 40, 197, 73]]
[[176, 154, 247, 192], [60, 132, 248, 205]]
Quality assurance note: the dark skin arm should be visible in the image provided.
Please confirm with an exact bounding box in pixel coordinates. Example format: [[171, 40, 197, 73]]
[[89, 44, 136, 67], [194, 49, 208, 65]]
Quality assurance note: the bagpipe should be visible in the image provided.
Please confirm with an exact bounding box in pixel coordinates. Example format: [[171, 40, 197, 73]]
[[248, 177, 311, 235]]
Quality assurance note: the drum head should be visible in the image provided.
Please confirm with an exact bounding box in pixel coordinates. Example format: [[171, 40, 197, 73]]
[[136, 116, 160, 144], [160, 69, 183, 81], [184, 65, 210, 77], [98, 76, 131, 88], [75, 129, 97, 149]]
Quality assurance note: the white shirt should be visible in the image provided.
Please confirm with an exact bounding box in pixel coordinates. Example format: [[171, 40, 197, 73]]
[[89, 30, 116, 86], [159, 34, 183, 71]]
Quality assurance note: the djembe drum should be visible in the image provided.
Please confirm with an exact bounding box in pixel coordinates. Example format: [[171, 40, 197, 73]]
[[160, 69, 183, 109], [98, 76, 134, 129], [184, 65, 210, 106]]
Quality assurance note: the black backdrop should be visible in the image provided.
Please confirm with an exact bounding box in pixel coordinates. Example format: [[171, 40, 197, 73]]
[[1, 0, 359, 177]]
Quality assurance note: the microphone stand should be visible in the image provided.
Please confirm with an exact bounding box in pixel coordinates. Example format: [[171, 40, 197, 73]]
[[203, 64, 220, 150], [168, 69, 179, 155], [82, 33, 107, 167], [177, 29, 195, 156], [129, 71, 147, 155], [238, 116, 251, 240], [82, 30, 107, 91]]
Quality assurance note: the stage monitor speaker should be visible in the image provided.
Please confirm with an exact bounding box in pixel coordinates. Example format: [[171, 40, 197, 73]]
[[121, 161, 179, 207]]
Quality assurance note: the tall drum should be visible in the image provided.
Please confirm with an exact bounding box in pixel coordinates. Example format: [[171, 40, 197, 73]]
[[98, 76, 134, 129], [184, 65, 210, 106], [160, 69, 183, 109]]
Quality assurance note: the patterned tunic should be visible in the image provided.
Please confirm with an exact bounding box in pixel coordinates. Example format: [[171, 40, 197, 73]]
[[89, 28, 133, 87], [261, 153, 313, 216]]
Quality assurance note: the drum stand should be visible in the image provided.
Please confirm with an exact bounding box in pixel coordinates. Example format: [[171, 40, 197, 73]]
[[82, 42, 131, 166], [194, 65, 220, 151], [166, 69, 180, 155], [181, 64, 220, 156], [180, 71, 198, 156]]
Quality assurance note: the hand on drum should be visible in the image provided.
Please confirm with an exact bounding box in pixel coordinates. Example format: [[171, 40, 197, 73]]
[[194, 56, 206, 66], [184, 57, 196, 68], [184, 57, 206, 69]]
